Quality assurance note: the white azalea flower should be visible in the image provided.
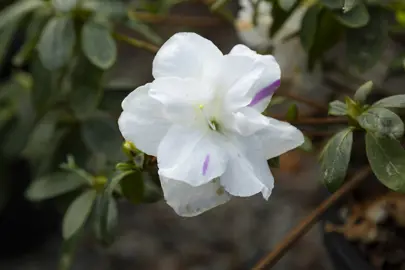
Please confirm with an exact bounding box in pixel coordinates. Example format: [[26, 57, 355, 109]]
[[118, 33, 304, 217]]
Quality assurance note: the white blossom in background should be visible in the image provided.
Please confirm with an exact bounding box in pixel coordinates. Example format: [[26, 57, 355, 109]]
[[235, 0, 322, 87], [118, 33, 304, 217]]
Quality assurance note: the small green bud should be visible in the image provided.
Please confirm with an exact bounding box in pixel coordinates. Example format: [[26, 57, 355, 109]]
[[93, 176, 107, 191], [122, 141, 141, 159]]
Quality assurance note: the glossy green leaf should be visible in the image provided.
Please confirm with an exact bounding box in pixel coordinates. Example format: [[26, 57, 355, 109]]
[[372, 95, 405, 109], [26, 172, 86, 201], [357, 107, 404, 139], [366, 132, 405, 192], [70, 55, 104, 117], [353, 81, 373, 104], [81, 20, 117, 70], [81, 112, 124, 162], [300, 4, 321, 52], [329, 100, 347, 116], [333, 2, 369, 28], [278, 0, 297, 11], [62, 189, 97, 239], [37, 16, 75, 70], [0, 0, 44, 30], [120, 171, 144, 204], [319, 128, 353, 192], [346, 7, 388, 72]]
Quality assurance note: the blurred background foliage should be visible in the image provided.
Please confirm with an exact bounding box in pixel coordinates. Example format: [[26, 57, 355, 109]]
[[0, 0, 405, 268]]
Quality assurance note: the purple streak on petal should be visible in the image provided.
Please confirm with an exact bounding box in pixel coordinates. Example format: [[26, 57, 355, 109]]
[[248, 79, 281, 106], [202, 154, 210, 176]]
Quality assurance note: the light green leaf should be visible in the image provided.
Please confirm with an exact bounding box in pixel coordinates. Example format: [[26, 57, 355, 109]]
[[286, 103, 298, 121], [319, 128, 353, 192], [62, 189, 97, 239], [26, 172, 86, 201], [333, 2, 369, 28], [299, 135, 313, 152], [353, 81, 373, 104], [81, 112, 124, 162], [343, 0, 357, 13], [346, 8, 388, 72], [120, 171, 144, 204], [37, 16, 75, 70], [0, 0, 45, 30], [329, 100, 347, 116], [278, 0, 297, 11], [357, 107, 404, 139], [81, 20, 117, 70], [366, 132, 405, 192], [52, 0, 77, 12], [300, 5, 321, 52], [373, 95, 405, 109]]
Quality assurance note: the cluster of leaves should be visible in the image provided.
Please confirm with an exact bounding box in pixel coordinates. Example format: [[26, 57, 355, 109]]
[[320, 81, 405, 192], [267, 0, 395, 72]]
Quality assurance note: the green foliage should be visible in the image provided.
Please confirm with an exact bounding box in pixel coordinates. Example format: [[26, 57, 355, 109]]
[[353, 81, 373, 104], [329, 100, 348, 116], [357, 107, 404, 139]]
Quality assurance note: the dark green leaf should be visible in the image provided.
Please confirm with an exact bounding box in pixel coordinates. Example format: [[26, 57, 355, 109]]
[[373, 95, 405, 109], [0, 23, 19, 72], [0, 0, 44, 30], [333, 2, 369, 28], [94, 195, 118, 245], [269, 0, 299, 37], [286, 103, 298, 121], [70, 55, 104, 117], [37, 16, 75, 70], [278, 0, 297, 12], [366, 132, 405, 192], [353, 81, 373, 103], [346, 7, 388, 72], [319, 128, 353, 192], [81, 112, 124, 162], [329, 100, 348, 116], [357, 107, 404, 139], [62, 189, 97, 239], [26, 172, 86, 201], [268, 156, 280, 168], [107, 171, 133, 194], [120, 171, 144, 204], [300, 4, 321, 52], [81, 20, 117, 70], [320, 0, 343, 9]]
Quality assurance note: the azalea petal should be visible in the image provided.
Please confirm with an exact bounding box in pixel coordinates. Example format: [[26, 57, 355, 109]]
[[254, 117, 305, 159], [223, 106, 270, 136], [157, 125, 228, 186], [152, 32, 223, 80], [149, 77, 211, 127], [118, 84, 171, 156], [219, 135, 267, 197], [160, 176, 231, 217], [229, 44, 281, 112]]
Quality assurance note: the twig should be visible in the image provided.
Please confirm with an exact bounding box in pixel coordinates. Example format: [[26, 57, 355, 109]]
[[128, 11, 222, 27], [302, 130, 336, 137], [113, 33, 159, 53], [270, 115, 347, 125], [278, 92, 329, 112], [251, 166, 371, 270]]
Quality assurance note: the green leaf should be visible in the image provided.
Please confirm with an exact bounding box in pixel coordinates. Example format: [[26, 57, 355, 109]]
[[300, 5, 321, 52], [94, 195, 118, 245], [70, 55, 104, 117], [81, 20, 117, 70], [319, 128, 353, 192], [345, 96, 362, 119], [107, 171, 132, 194], [353, 81, 373, 104], [124, 18, 163, 45], [269, 0, 299, 37], [26, 172, 86, 201], [120, 171, 144, 204], [81, 112, 124, 162], [332, 2, 369, 28], [357, 107, 404, 139], [0, 23, 19, 72], [299, 135, 313, 152], [268, 96, 286, 107], [346, 8, 388, 72], [0, 0, 45, 31], [286, 103, 298, 121], [268, 156, 280, 168], [37, 16, 75, 70], [320, 0, 343, 9], [59, 230, 82, 270], [278, 0, 297, 11], [366, 132, 405, 192], [373, 95, 405, 109], [211, 0, 229, 10], [62, 189, 97, 239], [343, 0, 357, 13], [52, 0, 77, 12], [329, 100, 348, 116]]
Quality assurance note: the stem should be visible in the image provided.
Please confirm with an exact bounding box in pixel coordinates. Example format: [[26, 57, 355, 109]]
[[278, 92, 329, 112], [113, 33, 159, 53], [251, 166, 371, 270], [128, 10, 221, 27]]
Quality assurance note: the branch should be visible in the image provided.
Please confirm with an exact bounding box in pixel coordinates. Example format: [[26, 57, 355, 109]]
[[251, 166, 371, 270], [278, 92, 329, 112], [128, 11, 222, 27], [270, 115, 347, 125], [113, 33, 159, 53]]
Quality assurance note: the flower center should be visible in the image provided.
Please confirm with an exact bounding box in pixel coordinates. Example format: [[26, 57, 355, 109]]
[[198, 104, 221, 132]]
